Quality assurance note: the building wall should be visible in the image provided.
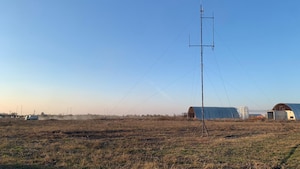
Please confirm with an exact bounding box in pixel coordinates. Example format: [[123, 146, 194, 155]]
[[274, 111, 287, 120]]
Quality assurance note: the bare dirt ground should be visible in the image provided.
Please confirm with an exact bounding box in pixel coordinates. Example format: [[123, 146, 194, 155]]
[[0, 117, 300, 169]]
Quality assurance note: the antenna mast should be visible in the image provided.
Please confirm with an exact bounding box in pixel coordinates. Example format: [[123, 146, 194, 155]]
[[189, 4, 214, 137]]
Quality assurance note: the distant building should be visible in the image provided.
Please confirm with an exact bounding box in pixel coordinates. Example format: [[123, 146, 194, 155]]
[[187, 106, 240, 119], [238, 106, 249, 120], [24, 115, 39, 120], [267, 103, 300, 120]]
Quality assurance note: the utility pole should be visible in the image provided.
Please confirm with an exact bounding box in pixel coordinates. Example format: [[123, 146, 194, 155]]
[[189, 4, 214, 137]]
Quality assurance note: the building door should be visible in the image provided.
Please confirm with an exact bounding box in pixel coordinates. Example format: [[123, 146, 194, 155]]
[[267, 112, 274, 120]]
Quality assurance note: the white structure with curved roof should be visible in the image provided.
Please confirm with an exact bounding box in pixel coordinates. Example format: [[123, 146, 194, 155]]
[[267, 103, 300, 120]]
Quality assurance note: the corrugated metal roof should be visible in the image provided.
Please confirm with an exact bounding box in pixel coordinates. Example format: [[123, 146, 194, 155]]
[[188, 106, 240, 119], [273, 103, 300, 120]]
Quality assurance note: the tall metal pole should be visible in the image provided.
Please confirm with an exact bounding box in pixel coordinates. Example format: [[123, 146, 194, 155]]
[[200, 5, 208, 137], [189, 4, 213, 137]]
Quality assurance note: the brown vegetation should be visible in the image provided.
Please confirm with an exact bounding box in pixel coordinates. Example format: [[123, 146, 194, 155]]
[[0, 117, 300, 168]]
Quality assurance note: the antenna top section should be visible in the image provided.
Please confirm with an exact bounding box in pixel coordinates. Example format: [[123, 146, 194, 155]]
[[189, 4, 215, 50]]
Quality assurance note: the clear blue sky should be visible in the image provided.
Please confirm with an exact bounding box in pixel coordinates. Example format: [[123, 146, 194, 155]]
[[0, 0, 300, 115]]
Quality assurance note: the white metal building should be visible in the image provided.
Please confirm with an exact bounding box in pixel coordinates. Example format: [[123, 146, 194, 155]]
[[267, 103, 300, 120]]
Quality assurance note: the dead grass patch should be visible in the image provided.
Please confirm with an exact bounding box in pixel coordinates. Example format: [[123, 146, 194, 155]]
[[0, 118, 300, 168]]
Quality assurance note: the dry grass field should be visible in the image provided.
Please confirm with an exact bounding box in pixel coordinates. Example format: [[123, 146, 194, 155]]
[[0, 117, 300, 169]]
